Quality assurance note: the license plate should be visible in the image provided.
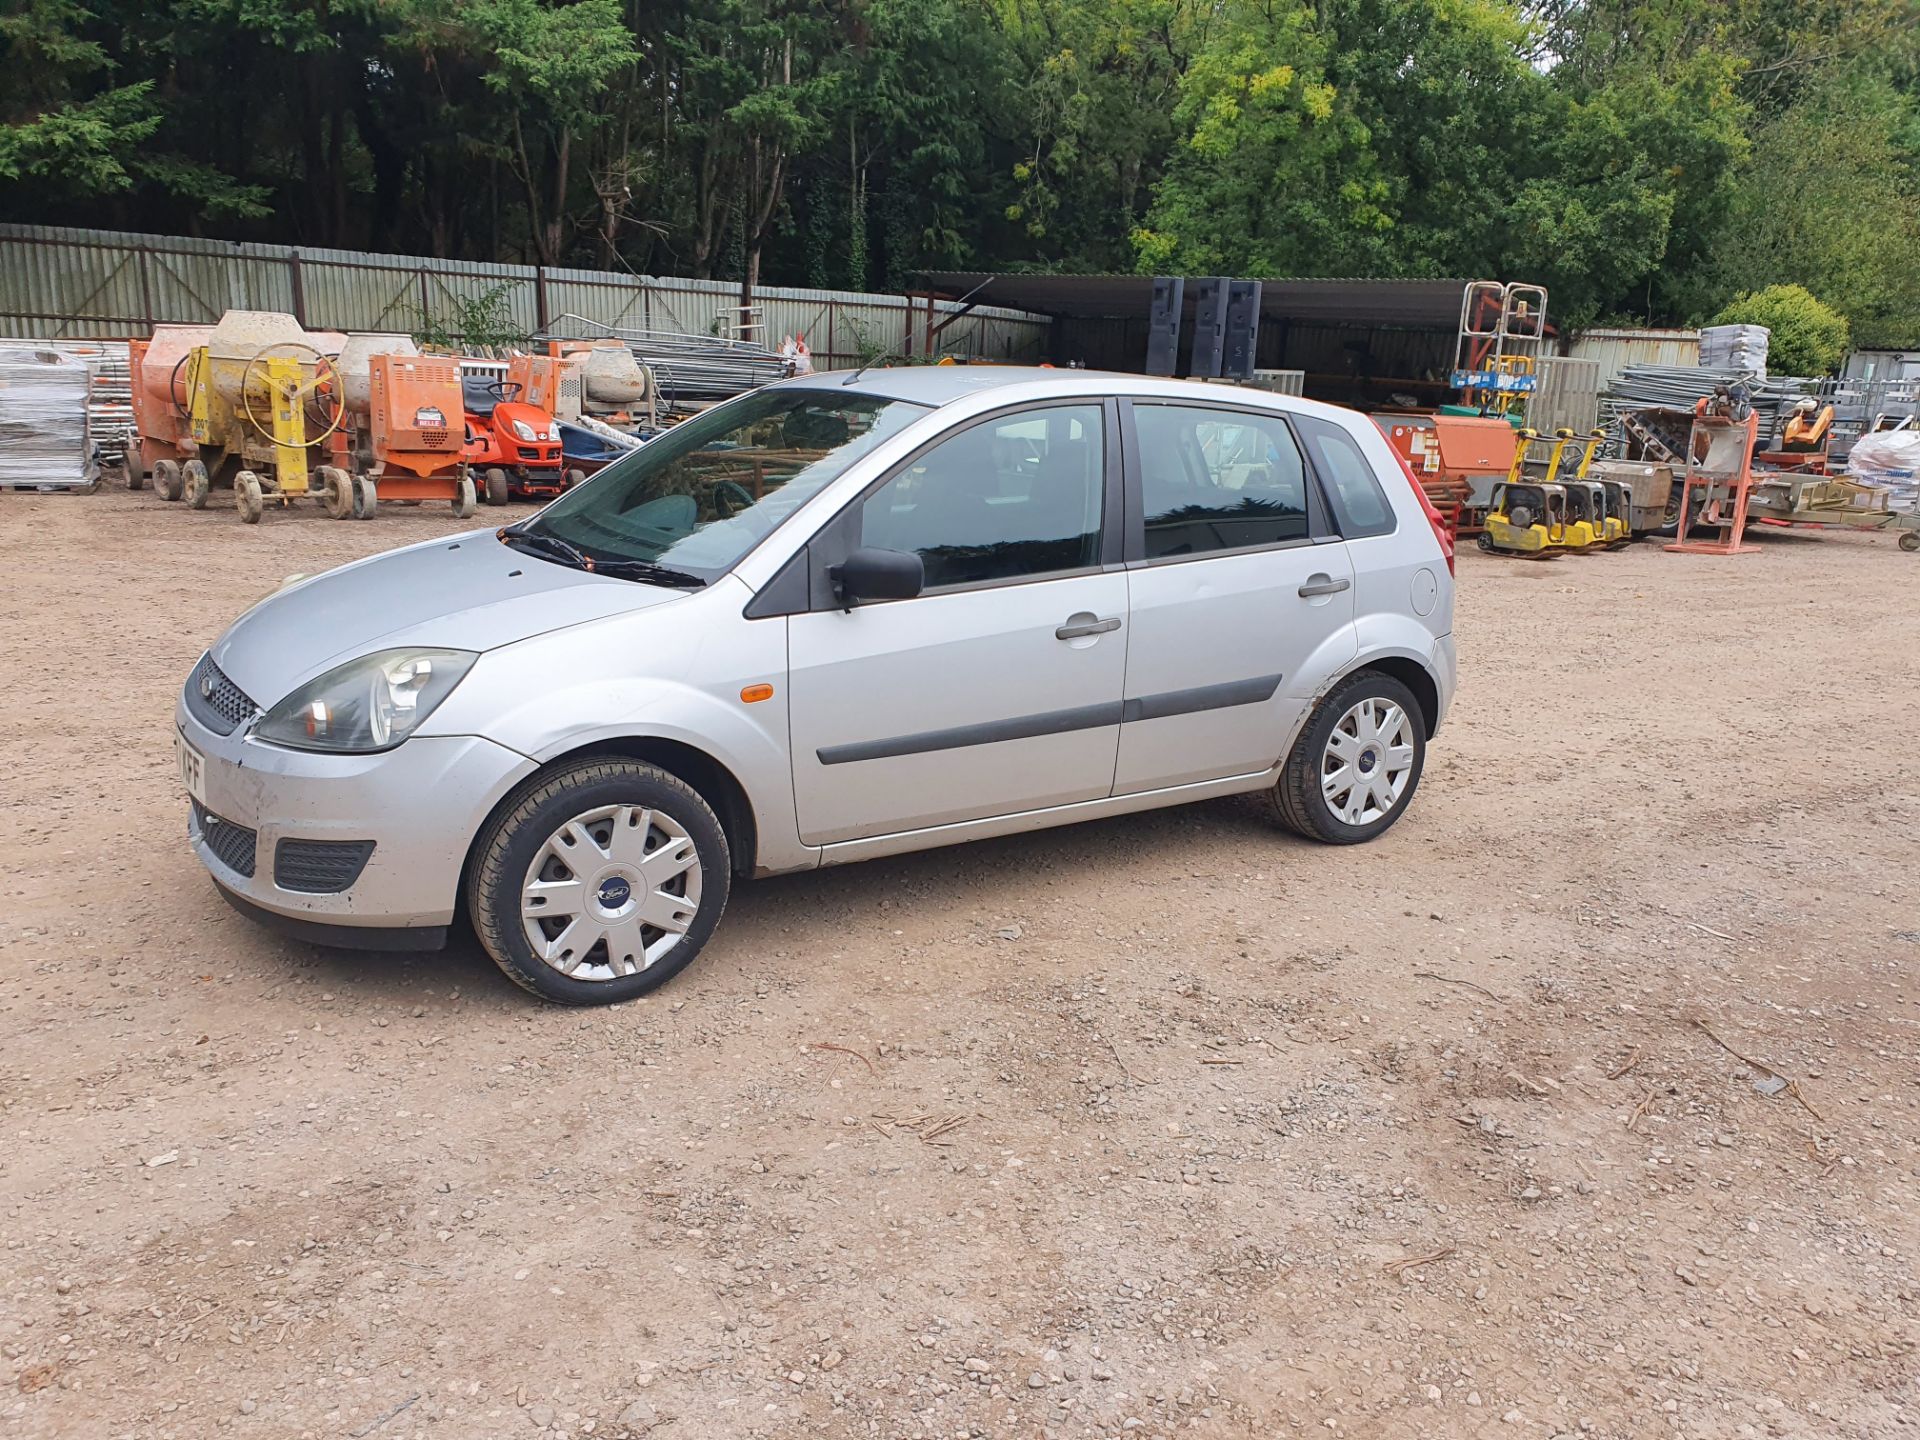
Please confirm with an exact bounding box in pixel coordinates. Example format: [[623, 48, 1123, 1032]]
[[176, 733, 208, 806]]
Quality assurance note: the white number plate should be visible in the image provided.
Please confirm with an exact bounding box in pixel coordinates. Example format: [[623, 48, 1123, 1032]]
[[176, 733, 208, 806]]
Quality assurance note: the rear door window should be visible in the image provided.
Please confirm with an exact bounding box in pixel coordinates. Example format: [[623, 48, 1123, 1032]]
[[1131, 403, 1311, 558]]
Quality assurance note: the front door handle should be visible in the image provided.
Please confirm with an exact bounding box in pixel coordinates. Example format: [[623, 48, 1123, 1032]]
[[1297, 574, 1351, 598], [1056, 615, 1122, 640]]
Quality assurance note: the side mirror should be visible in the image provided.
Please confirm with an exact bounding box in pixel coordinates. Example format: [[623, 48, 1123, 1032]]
[[831, 547, 923, 607]]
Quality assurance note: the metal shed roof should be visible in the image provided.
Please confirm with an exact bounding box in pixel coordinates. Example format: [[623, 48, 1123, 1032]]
[[917, 272, 1473, 328]]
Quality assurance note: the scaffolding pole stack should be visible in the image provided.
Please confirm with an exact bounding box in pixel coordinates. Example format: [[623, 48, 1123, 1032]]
[[540, 314, 790, 407]]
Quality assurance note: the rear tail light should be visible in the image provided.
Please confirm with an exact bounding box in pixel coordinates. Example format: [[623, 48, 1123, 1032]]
[[1387, 444, 1455, 576]]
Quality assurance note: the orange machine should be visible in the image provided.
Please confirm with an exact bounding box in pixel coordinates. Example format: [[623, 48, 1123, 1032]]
[[507, 353, 573, 422], [126, 324, 214, 494], [1373, 411, 1521, 538], [350, 353, 476, 518], [1665, 390, 1761, 556], [1782, 398, 1835, 452]]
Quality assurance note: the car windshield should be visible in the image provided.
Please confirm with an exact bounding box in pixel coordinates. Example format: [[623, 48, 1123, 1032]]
[[516, 387, 931, 581]]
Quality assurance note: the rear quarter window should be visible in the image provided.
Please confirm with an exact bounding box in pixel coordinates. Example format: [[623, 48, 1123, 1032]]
[[1297, 416, 1397, 539]]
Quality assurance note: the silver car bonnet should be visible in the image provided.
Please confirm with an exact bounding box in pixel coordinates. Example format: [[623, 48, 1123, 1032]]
[[210, 531, 684, 705]]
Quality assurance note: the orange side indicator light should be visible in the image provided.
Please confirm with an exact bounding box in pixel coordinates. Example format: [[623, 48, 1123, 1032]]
[[740, 683, 775, 704]]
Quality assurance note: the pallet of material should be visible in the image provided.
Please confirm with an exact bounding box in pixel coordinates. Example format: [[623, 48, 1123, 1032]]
[[0, 344, 97, 490], [5, 338, 133, 468]]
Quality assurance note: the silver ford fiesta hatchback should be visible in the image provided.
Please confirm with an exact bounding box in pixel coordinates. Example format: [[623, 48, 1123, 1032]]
[[176, 368, 1456, 1004]]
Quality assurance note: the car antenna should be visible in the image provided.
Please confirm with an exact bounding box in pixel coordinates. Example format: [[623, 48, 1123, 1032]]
[[844, 352, 905, 386]]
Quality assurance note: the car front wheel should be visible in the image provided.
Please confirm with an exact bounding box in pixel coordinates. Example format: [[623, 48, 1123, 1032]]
[[1271, 670, 1426, 844], [469, 760, 730, 1004]]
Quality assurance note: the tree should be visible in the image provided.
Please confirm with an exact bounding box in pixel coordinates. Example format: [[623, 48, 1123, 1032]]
[[1504, 51, 1749, 327], [0, 0, 160, 198], [1711, 284, 1851, 375], [1691, 74, 1920, 347], [0, 0, 1912, 340], [471, 0, 638, 265], [1130, 1, 1388, 275]]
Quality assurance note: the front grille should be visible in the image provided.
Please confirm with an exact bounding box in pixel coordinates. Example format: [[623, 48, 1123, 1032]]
[[192, 800, 257, 878], [185, 655, 257, 736], [420, 428, 449, 447], [274, 838, 375, 894]]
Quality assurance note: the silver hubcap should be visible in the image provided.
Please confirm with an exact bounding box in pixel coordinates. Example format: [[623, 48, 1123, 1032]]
[[1321, 697, 1415, 827], [519, 804, 703, 981]]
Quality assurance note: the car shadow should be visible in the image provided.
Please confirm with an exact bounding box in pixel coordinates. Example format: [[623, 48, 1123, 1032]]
[[272, 790, 1292, 1006]]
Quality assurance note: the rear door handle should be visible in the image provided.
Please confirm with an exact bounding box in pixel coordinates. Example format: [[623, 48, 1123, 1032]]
[[1297, 575, 1351, 598], [1056, 615, 1122, 640]]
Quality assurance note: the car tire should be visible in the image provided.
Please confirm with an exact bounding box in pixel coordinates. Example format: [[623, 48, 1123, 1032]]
[[468, 760, 731, 1005], [1270, 670, 1426, 845]]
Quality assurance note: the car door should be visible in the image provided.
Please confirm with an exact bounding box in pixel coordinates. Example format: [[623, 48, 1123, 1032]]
[[1112, 398, 1357, 795], [786, 401, 1128, 846]]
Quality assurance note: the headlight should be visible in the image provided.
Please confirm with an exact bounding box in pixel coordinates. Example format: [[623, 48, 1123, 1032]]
[[253, 649, 477, 753], [512, 419, 537, 442]]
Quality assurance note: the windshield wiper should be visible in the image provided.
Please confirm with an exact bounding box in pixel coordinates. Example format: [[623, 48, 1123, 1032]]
[[589, 558, 707, 589], [500, 525, 591, 570], [500, 526, 704, 589]]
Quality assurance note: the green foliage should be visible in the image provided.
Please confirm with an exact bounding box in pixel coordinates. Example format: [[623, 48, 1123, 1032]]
[[414, 282, 528, 351], [0, 0, 1915, 350], [1711, 284, 1851, 375], [1691, 74, 1920, 347], [0, 0, 159, 197], [1133, 3, 1388, 276]]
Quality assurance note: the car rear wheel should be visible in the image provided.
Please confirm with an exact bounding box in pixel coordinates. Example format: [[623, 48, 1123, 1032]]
[[1270, 670, 1426, 844], [468, 760, 730, 1005]]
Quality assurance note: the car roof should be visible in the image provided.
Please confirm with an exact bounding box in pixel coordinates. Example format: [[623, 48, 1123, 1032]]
[[784, 365, 1290, 408], [777, 364, 1380, 433]]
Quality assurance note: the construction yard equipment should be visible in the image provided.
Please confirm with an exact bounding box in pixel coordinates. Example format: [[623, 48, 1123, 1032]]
[[1665, 388, 1763, 556], [1555, 428, 1630, 548], [545, 339, 657, 430], [1480, 477, 1568, 558], [127, 323, 214, 498], [541, 314, 788, 405], [138, 311, 350, 523], [1450, 280, 1548, 417], [1478, 429, 1604, 557], [1373, 410, 1519, 540], [327, 333, 476, 519], [1587, 458, 1679, 536], [460, 358, 574, 503]]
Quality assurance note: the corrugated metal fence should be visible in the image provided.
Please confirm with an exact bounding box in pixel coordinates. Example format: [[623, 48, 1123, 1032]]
[[0, 224, 1051, 369], [1566, 327, 1700, 396], [1526, 356, 1603, 436]]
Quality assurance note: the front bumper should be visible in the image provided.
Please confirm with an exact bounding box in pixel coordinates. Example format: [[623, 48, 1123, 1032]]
[[177, 696, 537, 935]]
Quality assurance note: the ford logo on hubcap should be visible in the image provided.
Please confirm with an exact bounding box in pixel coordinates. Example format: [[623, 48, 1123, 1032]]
[[597, 876, 632, 908]]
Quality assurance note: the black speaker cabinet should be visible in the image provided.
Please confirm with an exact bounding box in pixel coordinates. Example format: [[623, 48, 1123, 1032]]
[[1189, 277, 1228, 378], [1145, 276, 1183, 376], [1223, 280, 1262, 381]]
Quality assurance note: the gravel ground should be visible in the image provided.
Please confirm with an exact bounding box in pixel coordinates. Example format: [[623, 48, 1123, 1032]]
[[1, 483, 1916, 1440]]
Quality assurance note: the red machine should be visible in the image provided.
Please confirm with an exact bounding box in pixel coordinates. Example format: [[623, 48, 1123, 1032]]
[[462, 363, 577, 504], [1373, 411, 1520, 540]]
